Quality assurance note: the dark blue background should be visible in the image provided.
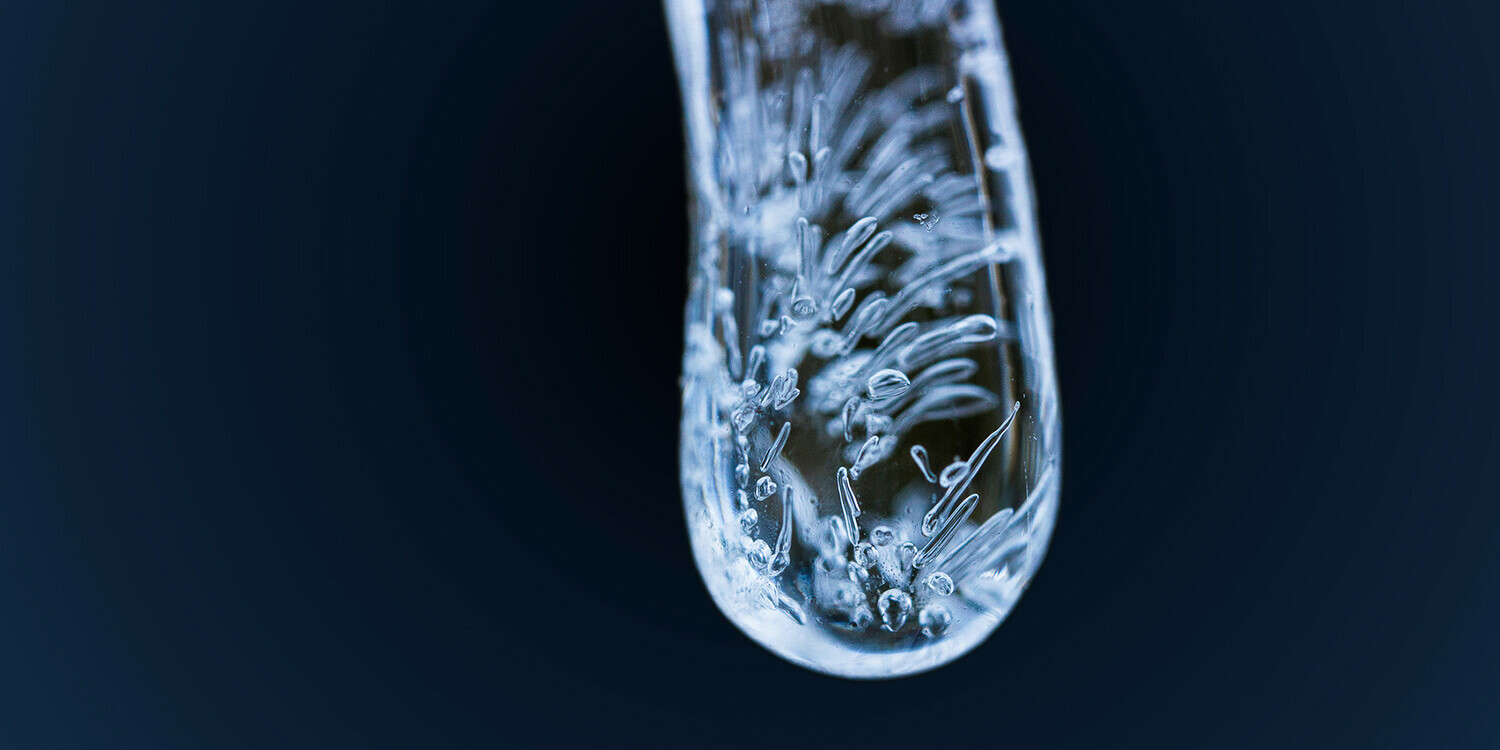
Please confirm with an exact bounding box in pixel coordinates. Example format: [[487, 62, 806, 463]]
[[1, 0, 1497, 747]]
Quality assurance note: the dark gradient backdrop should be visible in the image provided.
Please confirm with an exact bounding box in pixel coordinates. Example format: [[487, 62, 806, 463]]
[[1, 0, 1497, 747]]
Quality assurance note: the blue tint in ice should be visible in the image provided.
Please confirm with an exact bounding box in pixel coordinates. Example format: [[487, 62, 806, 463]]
[[669, 0, 1061, 678]]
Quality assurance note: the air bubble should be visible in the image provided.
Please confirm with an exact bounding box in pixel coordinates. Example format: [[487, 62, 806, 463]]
[[739, 508, 759, 535], [897, 542, 919, 568], [923, 571, 955, 597], [747, 539, 773, 571], [846, 560, 870, 585], [919, 604, 952, 637], [938, 461, 967, 488], [878, 589, 912, 632], [755, 475, 778, 500], [866, 369, 911, 400]]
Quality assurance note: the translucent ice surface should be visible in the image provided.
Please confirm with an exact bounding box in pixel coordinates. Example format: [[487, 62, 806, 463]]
[[668, 0, 1061, 678]]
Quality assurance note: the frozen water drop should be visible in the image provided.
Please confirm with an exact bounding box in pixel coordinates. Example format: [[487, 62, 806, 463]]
[[673, 0, 1061, 678]]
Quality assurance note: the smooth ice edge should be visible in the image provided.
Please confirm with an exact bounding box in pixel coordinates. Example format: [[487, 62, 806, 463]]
[[685, 502, 1003, 679]]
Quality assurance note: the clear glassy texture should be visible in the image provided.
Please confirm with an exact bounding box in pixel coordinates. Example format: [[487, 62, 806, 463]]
[[669, 0, 1061, 678]]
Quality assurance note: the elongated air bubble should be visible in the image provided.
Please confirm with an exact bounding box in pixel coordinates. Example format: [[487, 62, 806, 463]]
[[922, 401, 1021, 536], [761, 421, 791, 471]]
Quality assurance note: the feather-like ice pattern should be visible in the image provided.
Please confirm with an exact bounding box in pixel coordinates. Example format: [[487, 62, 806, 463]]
[[670, 0, 1061, 678]]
